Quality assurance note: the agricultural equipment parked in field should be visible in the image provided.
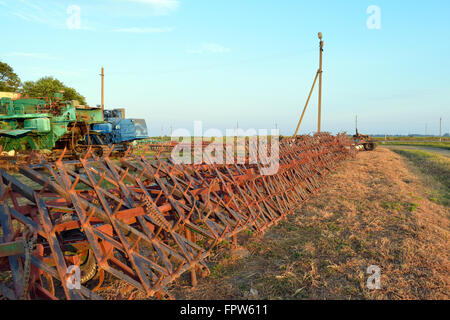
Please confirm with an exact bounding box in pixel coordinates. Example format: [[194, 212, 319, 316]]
[[0, 93, 148, 159], [352, 116, 377, 151], [0, 35, 358, 300], [88, 108, 148, 154], [352, 132, 377, 151]]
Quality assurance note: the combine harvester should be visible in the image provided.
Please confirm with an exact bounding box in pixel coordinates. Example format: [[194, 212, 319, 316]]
[[0, 33, 357, 300]]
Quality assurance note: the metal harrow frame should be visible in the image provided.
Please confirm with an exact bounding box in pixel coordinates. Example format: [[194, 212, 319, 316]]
[[0, 133, 354, 300]]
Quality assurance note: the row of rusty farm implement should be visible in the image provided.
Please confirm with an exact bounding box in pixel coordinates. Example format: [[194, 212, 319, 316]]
[[0, 133, 355, 300]]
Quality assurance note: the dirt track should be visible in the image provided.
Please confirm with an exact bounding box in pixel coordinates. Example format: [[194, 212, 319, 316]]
[[168, 148, 449, 300]]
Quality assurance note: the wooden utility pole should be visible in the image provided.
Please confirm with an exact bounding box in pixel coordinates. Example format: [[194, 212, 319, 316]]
[[318, 32, 324, 133], [101, 67, 105, 117], [293, 32, 324, 137]]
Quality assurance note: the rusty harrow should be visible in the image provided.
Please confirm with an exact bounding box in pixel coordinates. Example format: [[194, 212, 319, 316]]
[[0, 133, 354, 300]]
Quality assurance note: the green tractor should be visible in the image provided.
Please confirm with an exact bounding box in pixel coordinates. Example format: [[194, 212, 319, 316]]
[[0, 93, 104, 158]]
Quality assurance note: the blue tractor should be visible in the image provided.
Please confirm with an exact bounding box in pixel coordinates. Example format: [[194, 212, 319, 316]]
[[87, 108, 148, 155]]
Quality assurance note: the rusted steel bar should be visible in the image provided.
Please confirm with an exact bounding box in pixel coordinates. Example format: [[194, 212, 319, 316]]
[[0, 241, 25, 258]]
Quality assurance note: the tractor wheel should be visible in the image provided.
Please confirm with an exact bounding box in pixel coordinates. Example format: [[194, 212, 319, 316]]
[[364, 143, 376, 151], [93, 147, 104, 158], [73, 145, 86, 159], [79, 249, 98, 284], [61, 229, 98, 284]]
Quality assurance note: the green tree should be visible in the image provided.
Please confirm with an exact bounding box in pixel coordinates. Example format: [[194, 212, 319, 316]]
[[21, 76, 87, 104], [0, 61, 21, 92]]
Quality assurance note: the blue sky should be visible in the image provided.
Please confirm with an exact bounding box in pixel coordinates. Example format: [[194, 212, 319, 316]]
[[1, 0, 449, 136]]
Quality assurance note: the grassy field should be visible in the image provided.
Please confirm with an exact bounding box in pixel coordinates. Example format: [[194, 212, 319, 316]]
[[377, 141, 450, 151], [166, 148, 449, 300], [392, 149, 450, 206], [373, 136, 450, 142]]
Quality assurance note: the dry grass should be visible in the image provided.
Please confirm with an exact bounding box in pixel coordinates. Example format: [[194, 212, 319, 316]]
[[169, 148, 449, 300], [392, 149, 449, 206]]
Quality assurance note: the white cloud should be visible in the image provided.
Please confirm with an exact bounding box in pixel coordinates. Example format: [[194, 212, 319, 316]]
[[12, 11, 47, 24], [115, 26, 174, 33], [121, 0, 180, 14], [9, 2, 70, 29], [188, 43, 231, 55], [7, 52, 58, 60], [127, 0, 179, 8]]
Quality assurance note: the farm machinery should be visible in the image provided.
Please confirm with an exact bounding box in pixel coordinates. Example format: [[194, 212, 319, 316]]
[[0, 34, 360, 301], [352, 116, 377, 151], [0, 93, 148, 162], [0, 133, 355, 300], [352, 131, 377, 151]]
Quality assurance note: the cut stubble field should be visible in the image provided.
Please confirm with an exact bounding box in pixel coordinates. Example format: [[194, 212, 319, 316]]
[[165, 148, 449, 300]]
